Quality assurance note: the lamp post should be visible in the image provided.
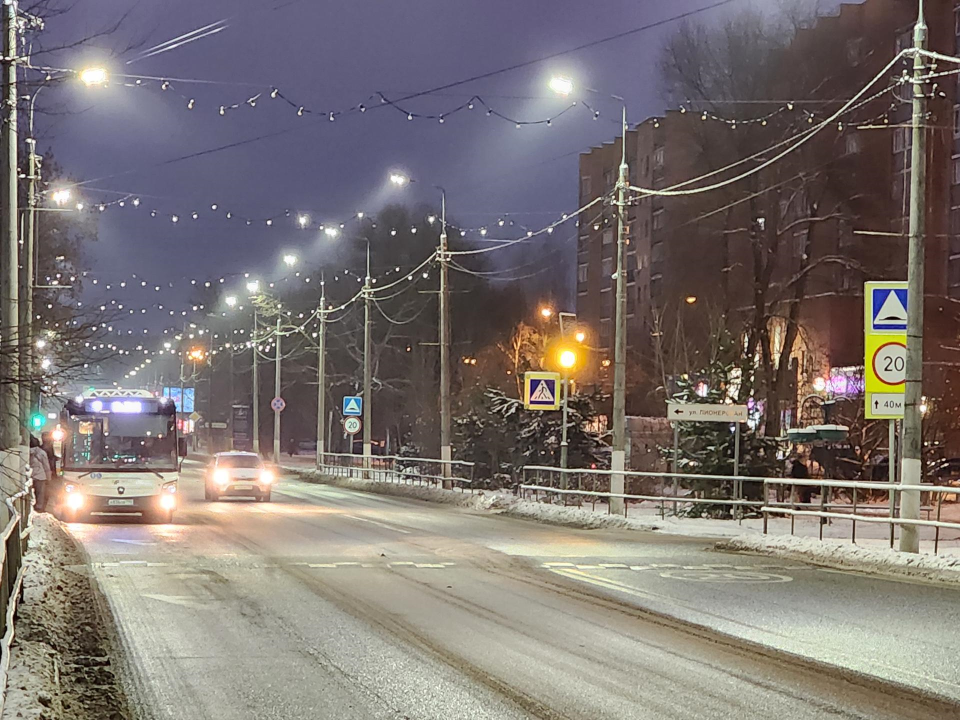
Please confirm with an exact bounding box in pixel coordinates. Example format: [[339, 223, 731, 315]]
[[246, 280, 261, 454], [316, 280, 326, 470], [558, 348, 577, 470], [391, 173, 452, 486], [550, 75, 629, 514]]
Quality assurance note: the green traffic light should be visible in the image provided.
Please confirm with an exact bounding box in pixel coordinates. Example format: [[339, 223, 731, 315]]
[[30, 414, 45, 430]]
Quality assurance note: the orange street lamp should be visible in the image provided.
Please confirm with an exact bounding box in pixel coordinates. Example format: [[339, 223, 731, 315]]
[[540, 306, 554, 319]]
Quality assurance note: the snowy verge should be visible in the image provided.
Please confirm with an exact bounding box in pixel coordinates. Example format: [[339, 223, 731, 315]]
[[1, 515, 131, 720], [292, 469, 668, 532], [718, 534, 960, 586]]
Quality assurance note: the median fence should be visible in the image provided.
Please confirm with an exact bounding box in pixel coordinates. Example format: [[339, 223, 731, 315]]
[[521, 466, 960, 554], [316, 452, 476, 490], [0, 453, 33, 714]]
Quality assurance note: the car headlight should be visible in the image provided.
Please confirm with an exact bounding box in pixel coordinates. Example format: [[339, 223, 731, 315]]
[[162, 481, 177, 494], [259, 470, 274, 485], [66, 492, 84, 510], [213, 469, 230, 486]]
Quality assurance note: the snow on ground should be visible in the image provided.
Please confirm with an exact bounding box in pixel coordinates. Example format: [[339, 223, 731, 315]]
[[719, 534, 960, 586], [2, 515, 130, 720]]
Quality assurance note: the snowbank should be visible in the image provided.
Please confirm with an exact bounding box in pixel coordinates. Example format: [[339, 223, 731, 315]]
[[293, 469, 667, 532], [719, 534, 960, 586], [1, 515, 131, 720]]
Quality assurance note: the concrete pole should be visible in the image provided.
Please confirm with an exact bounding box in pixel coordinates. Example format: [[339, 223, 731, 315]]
[[899, 2, 928, 554], [0, 0, 20, 451], [19, 137, 36, 425], [438, 189, 452, 488], [316, 282, 326, 470], [363, 241, 372, 464], [273, 315, 281, 463], [560, 370, 570, 471], [252, 307, 260, 454], [610, 106, 629, 514]]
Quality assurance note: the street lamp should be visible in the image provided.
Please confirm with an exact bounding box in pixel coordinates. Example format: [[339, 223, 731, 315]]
[[540, 306, 554, 320], [548, 75, 574, 97], [79, 66, 109, 87], [390, 171, 453, 485], [550, 74, 629, 513], [283, 254, 298, 267], [246, 280, 260, 294], [297, 214, 309, 229], [558, 347, 578, 470], [323, 227, 339, 239], [575, 330, 586, 344], [225, 295, 238, 308], [51, 189, 71, 206]]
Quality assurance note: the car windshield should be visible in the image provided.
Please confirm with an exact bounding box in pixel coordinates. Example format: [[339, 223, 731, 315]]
[[64, 414, 177, 471], [218, 455, 261, 469]]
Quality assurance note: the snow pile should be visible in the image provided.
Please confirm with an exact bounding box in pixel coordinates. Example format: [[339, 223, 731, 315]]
[[2, 515, 131, 720], [293, 469, 665, 532], [719, 534, 960, 585]]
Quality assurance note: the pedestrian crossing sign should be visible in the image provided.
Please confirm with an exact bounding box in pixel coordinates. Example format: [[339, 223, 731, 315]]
[[524, 372, 561, 411]]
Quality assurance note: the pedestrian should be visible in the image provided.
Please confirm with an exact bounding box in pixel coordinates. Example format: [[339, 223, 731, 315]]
[[287, 436, 298, 457], [790, 453, 813, 505], [28, 434, 51, 512], [40, 431, 60, 503]]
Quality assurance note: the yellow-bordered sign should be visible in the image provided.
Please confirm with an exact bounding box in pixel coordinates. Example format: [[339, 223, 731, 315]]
[[524, 372, 561, 411], [864, 281, 907, 419]]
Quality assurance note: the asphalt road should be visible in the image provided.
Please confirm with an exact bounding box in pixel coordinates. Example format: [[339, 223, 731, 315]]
[[64, 461, 960, 720]]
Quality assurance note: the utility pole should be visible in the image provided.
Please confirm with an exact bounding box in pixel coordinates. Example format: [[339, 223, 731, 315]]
[[252, 306, 260, 455], [273, 314, 281, 463], [0, 0, 20, 451], [438, 189, 452, 488], [900, 1, 928, 554], [610, 106, 629, 515], [19, 136, 36, 426], [315, 280, 326, 470], [362, 241, 372, 463]]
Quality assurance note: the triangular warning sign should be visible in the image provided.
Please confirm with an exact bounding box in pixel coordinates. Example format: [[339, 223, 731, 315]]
[[530, 381, 555, 403], [875, 290, 907, 327]]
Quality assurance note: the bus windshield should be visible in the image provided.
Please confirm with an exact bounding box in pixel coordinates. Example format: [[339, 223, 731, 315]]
[[64, 414, 177, 472]]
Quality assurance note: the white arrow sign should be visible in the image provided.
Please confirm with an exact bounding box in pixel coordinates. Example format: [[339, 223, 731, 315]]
[[667, 402, 748, 423]]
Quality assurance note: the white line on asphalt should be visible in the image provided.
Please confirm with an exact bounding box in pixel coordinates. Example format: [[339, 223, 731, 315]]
[[343, 514, 412, 534]]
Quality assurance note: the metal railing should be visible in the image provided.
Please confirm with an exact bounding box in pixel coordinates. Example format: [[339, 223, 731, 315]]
[[314, 452, 476, 491], [521, 465, 765, 519], [0, 476, 33, 715], [761, 478, 960, 553]]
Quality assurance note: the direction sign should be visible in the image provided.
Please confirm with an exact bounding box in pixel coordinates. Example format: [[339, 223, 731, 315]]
[[866, 281, 908, 334], [524, 372, 561, 411], [342, 396, 362, 416], [271, 397, 286, 413], [343, 416, 362, 435], [869, 393, 905, 419], [667, 402, 748, 423]]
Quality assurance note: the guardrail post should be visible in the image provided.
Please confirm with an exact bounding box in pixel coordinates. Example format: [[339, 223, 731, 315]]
[[889, 487, 897, 549], [852, 486, 858, 545], [935, 494, 943, 554], [818, 481, 826, 541]]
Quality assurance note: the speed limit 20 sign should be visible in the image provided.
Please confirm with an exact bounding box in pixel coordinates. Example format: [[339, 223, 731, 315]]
[[864, 281, 907, 419]]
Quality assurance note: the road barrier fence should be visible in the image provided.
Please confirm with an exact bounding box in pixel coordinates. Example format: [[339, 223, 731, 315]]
[[316, 452, 476, 490]]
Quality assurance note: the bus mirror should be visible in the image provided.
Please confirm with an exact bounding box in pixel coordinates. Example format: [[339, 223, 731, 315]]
[[178, 437, 188, 458]]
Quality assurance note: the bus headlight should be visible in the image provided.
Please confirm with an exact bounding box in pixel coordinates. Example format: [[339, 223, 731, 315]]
[[159, 494, 176, 511], [213, 469, 230, 486], [162, 481, 177, 494], [65, 492, 84, 510], [259, 470, 274, 485]]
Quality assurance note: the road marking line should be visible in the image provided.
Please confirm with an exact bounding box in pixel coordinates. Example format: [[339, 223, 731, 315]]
[[599, 563, 629, 569], [575, 564, 600, 570], [629, 566, 651, 571], [344, 514, 412, 534], [542, 562, 576, 567], [389, 561, 415, 566], [413, 563, 446, 568]]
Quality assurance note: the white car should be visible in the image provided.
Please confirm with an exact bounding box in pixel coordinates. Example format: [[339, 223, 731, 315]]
[[206, 452, 274, 502]]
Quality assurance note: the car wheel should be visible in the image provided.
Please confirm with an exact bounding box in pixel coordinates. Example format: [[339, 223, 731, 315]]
[[204, 484, 213, 501], [258, 491, 271, 503]]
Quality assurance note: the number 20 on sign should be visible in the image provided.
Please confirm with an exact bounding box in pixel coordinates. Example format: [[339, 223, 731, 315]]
[[865, 334, 906, 392]]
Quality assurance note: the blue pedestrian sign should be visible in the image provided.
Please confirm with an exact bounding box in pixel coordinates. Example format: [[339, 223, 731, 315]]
[[523, 372, 561, 411], [342, 396, 362, 416], [867, 282, 908, 334]]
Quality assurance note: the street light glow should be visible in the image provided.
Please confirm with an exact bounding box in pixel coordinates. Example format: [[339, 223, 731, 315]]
[[246, 280, 260, 293], [685, 296, 698, 305], [225, 296, 238, 308], [559, 349, 577, 369], [283, 254, 298, 267], [79, 67, 109, 87], [52, 189, 71, 206], [324, 227, 339, 238], [297, 214, 309, 228], [549, 75, 575, 96], [540, 307, 553, 319], [574, 330, 586, 344], [389, 173, 409, 187]]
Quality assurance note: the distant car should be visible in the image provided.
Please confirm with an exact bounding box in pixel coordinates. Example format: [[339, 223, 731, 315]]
[[206, 452, 274, 502], [928, 458, 960, 484]]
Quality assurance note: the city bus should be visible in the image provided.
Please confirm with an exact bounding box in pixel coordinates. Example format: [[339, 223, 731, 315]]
[[57, 389, 186, 523]]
